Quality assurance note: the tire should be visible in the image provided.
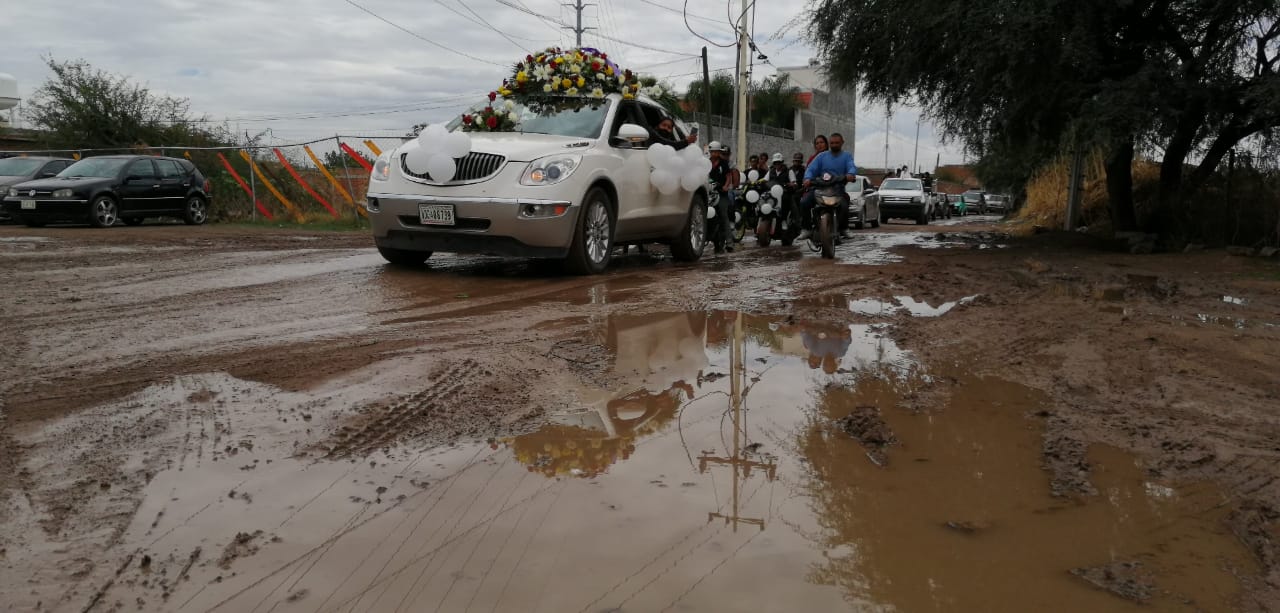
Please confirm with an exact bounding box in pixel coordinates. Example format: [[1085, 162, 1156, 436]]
[[183, 195, 209, 225], [122, 217, 144, 226], [378, 246, 431, 266], [564, 187, 614, 275], [89, 195, 119, 228], [818, 212, 835, 259], [756, 219, 772, 247], [670, 192, 706, 262], [733, 212, 747, 244], [854, 206, 865, 230], [916, 208, 929, 225]]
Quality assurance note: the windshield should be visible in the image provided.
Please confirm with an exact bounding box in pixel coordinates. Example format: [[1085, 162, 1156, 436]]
[[962, 193, 982, 203], [0, 158, 46, 176], [881, 179, 921, 191], [58, 158, 130, 179], [987, 195, 1005, 202], [447, 97, 613, 139]]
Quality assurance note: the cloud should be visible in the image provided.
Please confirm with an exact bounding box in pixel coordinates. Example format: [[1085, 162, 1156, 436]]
[[0, 0, 955, 157]]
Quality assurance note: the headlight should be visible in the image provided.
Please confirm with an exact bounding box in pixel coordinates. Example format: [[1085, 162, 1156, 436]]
[[53, 189, 75, 198], [6, 188, 17, 198], [520, 154, 581, 186], [912, 196, 922, 203], [371, 153, 392, 182]]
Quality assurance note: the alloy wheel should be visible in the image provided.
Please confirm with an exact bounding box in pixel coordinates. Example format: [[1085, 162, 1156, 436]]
[[585, 200, 611, 264], [94, 198, 118, 227], [188, 197, 207, 224], [689, 203, 706, 251]]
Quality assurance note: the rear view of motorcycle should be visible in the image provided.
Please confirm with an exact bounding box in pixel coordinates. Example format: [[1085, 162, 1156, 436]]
[[754, 183, 786, 247], [706, 179, 727, 253]]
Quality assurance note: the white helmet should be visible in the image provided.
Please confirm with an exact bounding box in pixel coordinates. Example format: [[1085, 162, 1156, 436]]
[[708, 141, 725, 151], [770, 153, 784, 163]]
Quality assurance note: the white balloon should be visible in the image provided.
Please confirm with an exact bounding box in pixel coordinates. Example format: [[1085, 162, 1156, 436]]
[[734, 211, 741, 223], [680, 145, 703, 163], [747, 169, 760, 183], [421, 124, 449, 149], [650, 169, 675, 189], [659, 151, 684, 173], [442, 131, 472, 159], [745, 190, 760, 204], [657, 173, 680, 195], [770, 185, 785, 200], [760, 203, 774, 215], [426, 154, 456, 183], [706, 205, 716, 219], [646, 144, 672, 168], [403, 146, 432, 174], [680, 171, 702, 192]]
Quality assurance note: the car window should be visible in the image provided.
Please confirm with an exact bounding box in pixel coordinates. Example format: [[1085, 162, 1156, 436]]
[[881, 179, 922, 190], [609, 101, 647, 148], [157, 160, 185, 178], [40, 161, 68, 176], [0, 158, 46, 175], [128, 160, 158, 179]]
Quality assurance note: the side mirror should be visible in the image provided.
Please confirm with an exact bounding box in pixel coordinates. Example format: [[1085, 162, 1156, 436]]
[[41, 171, 57, 178], [615, 123, 649, 145], [863, 188, 876, 196]]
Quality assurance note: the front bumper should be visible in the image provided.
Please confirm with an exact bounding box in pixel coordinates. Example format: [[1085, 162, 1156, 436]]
[[879, 201, 925, 218], [368, 192, 579, 259], [1, 198, 90, 224]]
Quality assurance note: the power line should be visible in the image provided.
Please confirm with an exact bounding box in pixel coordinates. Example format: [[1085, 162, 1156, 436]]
[[639, 0, 724, 25], [685, 0, 736, 48], [457, 0, 534, 52], [431, 0, 553, 45], [494, 0, 698, 57], [343, 0, 509, 67]]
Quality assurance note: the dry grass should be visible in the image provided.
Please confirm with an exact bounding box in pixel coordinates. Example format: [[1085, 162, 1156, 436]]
[[1012, 150, 1160, 236]]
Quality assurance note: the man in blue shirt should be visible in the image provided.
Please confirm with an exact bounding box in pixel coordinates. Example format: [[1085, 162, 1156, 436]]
[[799, 132, 856, 240]]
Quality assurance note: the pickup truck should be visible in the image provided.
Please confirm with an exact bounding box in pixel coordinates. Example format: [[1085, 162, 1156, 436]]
[[872, 178, 931, 225]]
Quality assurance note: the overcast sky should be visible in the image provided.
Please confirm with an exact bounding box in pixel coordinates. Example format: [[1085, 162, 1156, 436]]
[[2, 0, 964, 167]]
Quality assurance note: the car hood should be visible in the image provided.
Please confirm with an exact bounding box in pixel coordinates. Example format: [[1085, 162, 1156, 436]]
[[397, 132, 596, 164], [878, 189, 923, 198], [7, 176, 114, 192], [0, 175, 32, 186]]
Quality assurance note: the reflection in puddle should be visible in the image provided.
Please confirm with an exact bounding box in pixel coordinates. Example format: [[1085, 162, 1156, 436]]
[[1197, 313, 1248, 329], [34, 311, 1258, 612], [847, 295, 979, 317], [1223, 295, 1248, 306]]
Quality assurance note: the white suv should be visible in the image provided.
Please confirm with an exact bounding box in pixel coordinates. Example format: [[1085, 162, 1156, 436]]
[[366, 94, 707, 274]]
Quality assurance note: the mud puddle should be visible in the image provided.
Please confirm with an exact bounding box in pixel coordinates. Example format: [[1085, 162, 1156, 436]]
[[9, 312, 1259, 612]]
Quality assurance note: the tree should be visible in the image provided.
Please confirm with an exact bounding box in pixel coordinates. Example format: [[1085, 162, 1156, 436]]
[[25, 56, 225, 150], [684, 72, 736, 118], [750, 73, 800, 130], [808, 0, 1280, 237]]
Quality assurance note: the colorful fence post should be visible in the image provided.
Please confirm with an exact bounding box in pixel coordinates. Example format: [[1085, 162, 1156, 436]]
[[216, 152, 274, 220], [238, 150, 303, 222], [363, 140, 383, 157], [339, 142, 374, 172], [273, 148, 338, 219], [302, 145, 364, 218]]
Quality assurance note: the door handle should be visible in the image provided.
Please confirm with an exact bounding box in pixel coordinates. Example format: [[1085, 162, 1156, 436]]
[[153, 185, 161, 188]]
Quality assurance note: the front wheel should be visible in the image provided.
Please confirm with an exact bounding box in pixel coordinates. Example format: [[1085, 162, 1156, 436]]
[[818, 212, 835, 259], [378, 246, 431, 266], [756, 219, 772, 247], [90, 196, 119, 228], [916, 208, 929, 225], [733, 212, 747, 243], [183, 196, 209, 225], [670, 192, 707, 262], [564, 187, 614, 275]]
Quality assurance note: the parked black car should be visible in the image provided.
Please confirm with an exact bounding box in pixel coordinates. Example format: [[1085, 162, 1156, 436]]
[[0, 156, 76, 222], [2, 155, 211, 228]]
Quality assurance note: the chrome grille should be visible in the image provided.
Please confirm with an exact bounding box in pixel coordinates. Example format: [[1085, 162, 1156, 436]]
[[401, 152, 505, 183]]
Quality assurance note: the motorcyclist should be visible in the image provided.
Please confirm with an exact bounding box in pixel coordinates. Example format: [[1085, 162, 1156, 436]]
[[797, 133, 856, 241], [707, 142, 734, 254]]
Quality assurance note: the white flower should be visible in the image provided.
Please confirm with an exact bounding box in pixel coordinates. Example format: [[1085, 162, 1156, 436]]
[[504, 99, 515, 111], [595, 73, 605, 81], [566, 87, 579, 96], [533, 65, 548, 79], [617, 75, 626, 84], [572, 64, 583, 73], [590, 87, 605, 98], [543, 84, 553, 93], [508, 111, 519, 122]]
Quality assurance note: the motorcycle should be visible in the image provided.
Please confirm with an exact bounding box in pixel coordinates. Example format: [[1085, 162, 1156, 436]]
[[753, 182, 789, 247], [705, 179, 728, 253], [733, 170, 766, 244], [807, 172, 845, 259]]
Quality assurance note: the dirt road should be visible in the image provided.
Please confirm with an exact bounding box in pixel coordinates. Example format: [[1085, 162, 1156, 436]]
[[2, 218, 1278, 612]]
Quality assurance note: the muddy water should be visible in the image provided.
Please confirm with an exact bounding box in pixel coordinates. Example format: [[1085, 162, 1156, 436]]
[[15, 311, 1256, 612]]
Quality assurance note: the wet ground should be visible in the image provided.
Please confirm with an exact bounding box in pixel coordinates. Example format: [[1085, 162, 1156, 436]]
[[2, 216, 1279, 612]]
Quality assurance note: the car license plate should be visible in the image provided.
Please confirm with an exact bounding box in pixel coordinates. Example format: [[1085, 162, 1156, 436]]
[[20, 200, 36, 210], [418, 204, 455, 226]]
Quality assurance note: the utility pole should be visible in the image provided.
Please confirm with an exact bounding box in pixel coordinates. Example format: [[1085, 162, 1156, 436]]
[[734, 0, 750, 171], [884, 102, 891, 174], [701, 47, 714, 146], [563, 0, 594, 47], [912, 117, 921, 173]]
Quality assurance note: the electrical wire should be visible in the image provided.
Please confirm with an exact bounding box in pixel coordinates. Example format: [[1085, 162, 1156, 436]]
[[182, 94, 485, 124], [685, 0, 737, 48], [343, 0, 508, 67], [455, 0, 534, 52], [638, 0, 722, 25], [431, 0, 553, 45], [495, 0, 698, 57]]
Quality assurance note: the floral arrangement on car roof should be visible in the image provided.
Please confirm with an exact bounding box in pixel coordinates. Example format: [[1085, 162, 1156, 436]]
[[460, 46, 672, 132]]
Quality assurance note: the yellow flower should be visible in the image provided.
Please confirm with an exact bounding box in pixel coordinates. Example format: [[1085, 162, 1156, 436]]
[[576, 76, 585, 87], [498, 87, 511, 96], [562, 78, 572, 88], [516, 71, 528, 83], [623, 92, 635, 99], [605, 66, 614, 76], [590, 87, 605, 98], [550, 80, 560, 90]]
